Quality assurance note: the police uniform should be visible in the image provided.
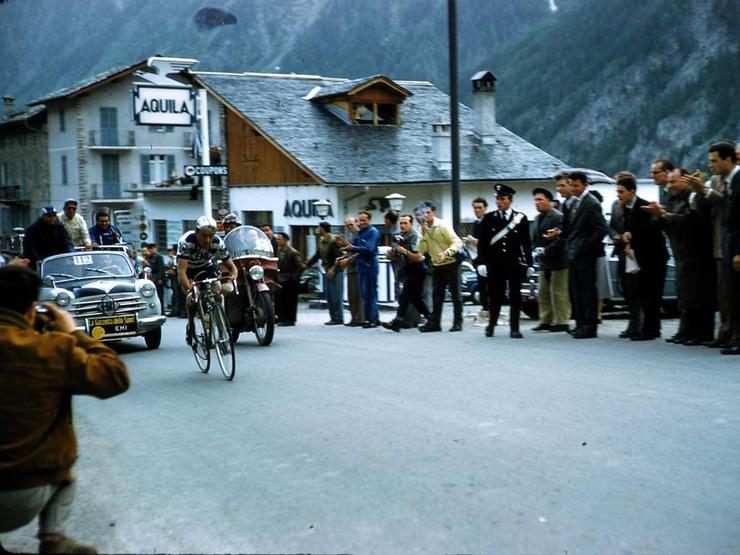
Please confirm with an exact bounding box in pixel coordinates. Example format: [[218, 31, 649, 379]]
[[478, 185, 533, 337]]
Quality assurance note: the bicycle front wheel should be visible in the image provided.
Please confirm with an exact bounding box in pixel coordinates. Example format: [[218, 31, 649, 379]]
[[212, 303, 236, 380], [191, 311, 210, 373]]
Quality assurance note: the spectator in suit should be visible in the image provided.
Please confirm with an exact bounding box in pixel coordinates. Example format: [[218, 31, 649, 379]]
[[609, 188, 641, 338], [651, 158, 674, 206], [465, 197, 489, 318], [337, 217, 365, 326], [556, 171, 608, 339], [614, 171, 669, 340], [588, 190, 611, 323], [644, 169, 716, 345], [531, 187, 569, 333], [686, 141, 740, 355], [275, 232, 304, 326], [687, 141, 740, 352]]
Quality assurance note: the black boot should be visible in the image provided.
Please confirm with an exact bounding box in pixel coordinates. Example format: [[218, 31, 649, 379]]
[[510, 310, 522, 338]]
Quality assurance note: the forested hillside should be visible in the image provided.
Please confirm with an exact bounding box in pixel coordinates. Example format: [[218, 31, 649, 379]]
[[487, 0, 740, 174]]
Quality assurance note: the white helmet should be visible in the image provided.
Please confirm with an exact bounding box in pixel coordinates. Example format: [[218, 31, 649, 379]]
[[195, 215, 217, 231]]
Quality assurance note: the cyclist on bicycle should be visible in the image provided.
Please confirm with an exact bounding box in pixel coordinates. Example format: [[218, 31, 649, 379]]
[[177, 215, 238, 345]]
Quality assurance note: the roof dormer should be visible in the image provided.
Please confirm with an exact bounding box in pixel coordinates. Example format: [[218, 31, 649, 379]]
[[309, 75, 412, 126]]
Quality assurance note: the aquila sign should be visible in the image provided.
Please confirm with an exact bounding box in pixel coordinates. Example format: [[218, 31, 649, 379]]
[[132, 84, 195, 126]]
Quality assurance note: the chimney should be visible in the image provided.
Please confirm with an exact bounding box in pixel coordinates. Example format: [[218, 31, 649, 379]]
[[3, 96, 16, 120], [470, 71, 497, 144], [431, 123, 451, 171]]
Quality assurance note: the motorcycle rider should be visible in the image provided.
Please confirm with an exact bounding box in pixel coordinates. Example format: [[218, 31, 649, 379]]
[[221, 213, 242, 236], [177, 216, 238, 345]]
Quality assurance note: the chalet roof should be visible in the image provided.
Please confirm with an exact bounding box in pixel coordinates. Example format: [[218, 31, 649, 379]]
[[28, 57, 153, 106], [311, 75, 413, 100], [194, 71, 569, 185]]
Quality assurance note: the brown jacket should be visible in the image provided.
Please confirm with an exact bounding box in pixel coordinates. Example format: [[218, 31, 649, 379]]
[[0, 308, 130, 490]]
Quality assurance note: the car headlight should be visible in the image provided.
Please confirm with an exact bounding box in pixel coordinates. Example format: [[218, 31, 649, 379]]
[[249, 265, 264, 281], [55, 291, 72, 307], [141, 282, 156, 298]]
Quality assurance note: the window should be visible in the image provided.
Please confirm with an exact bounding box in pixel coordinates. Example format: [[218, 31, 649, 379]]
[[61, 155, 68, 185], [100, 107, 118, 145], [241, 210, 272, 227], [153, 219, 168, 249], [147, 125, 174, 133], [141, 154, 176, 184], [183, 219, 196, 233], [350, 102, 399, 125], [59, 109, 66, 132], [0, 162, 7, 185], [102, 154, 120, 197]]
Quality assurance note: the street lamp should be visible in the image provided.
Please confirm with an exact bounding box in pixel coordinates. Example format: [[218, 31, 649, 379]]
[[384, 192, 406, 212], [313, 199, 332, 220]]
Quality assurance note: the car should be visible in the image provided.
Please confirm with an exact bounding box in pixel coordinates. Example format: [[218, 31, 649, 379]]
[[38, 246, 166, 349], [459, 260, 480, 304], [520, 244, 678, 319]]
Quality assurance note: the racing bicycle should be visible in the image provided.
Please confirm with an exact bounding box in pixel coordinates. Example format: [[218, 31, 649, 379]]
[[188, 272, 236, 380]]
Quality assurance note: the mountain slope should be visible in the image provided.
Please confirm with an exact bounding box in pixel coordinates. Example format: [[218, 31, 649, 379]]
[[487, 0, 740, 174]]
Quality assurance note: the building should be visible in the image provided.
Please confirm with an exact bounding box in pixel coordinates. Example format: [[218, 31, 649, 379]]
[[194, 69, 570, 253], [2, 57, 575, 258], [0, 98, 48, 233]]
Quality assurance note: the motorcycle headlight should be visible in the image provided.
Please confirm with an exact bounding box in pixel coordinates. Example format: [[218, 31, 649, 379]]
[[141, 282, 156, 298], [55, 291, 71, 307], [249, 265, 264, 281]]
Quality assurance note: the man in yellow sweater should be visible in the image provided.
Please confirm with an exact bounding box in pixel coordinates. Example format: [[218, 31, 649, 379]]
[[403, 201, 464, 332]]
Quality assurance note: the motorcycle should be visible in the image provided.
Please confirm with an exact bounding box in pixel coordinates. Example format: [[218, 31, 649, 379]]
[[223, 225, 277, 346]]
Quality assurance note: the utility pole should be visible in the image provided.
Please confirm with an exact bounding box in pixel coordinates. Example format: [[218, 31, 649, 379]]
[[448, 0, 461, 233]]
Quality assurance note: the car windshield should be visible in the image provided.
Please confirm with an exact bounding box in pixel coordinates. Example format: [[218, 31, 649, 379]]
[[223, 225, 274, 257], [41, 252, 134, 283]]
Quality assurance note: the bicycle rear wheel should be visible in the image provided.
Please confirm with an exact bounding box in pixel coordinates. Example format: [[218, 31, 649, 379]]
[[212, 303, 236, 380], [191, 311, 210, 373]]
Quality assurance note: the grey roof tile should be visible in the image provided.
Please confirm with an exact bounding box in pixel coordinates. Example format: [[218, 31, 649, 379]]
[[196, 72, 569, 185]]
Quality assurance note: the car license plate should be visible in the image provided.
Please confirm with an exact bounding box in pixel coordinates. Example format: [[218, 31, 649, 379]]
[[87, 314, 137, 340]]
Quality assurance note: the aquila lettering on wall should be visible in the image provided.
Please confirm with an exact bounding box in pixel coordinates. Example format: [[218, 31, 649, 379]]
[[283, 199, 334, 218]]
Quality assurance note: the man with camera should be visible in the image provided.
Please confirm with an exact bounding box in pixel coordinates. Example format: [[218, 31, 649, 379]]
[[0, 265, 130, 554], [382, 214, 430, 332]]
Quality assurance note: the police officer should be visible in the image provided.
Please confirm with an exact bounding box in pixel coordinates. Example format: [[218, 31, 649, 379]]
[[477, 184, 533, 338]]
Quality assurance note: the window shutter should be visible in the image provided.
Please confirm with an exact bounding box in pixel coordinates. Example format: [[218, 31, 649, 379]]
[[140, 155, 150, 184], [166, 155, 175, 179]]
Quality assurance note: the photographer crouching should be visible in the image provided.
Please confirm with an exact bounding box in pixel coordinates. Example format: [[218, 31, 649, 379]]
[[0, 266, 130, 554]]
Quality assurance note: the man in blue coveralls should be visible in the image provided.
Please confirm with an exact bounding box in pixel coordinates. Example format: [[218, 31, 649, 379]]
[[343, 210, 381, 328]]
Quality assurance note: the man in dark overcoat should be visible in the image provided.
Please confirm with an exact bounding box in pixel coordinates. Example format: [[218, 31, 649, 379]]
[[644, 169, 716, 344]]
